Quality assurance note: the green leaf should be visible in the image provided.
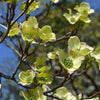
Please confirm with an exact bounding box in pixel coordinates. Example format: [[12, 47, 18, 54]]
[[63, 9, 81, 24], [39, 25, 56, 42], [8, 22, 19, 36], [20, 17, 38, 42], [21, 87, 46, 100], [19, 70, 35, 85], [38, 71, 52, 85], [20, 1, 40, 15]]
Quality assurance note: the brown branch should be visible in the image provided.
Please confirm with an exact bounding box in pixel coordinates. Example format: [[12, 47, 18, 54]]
[[0, 13, 6, 21], [38, 1, 51, 22], [12, 57, 23, 79], [15, 35, 23, 54], [43, 93, 63, 100], [81, 91, 100, 100], [26, 40, 41, 57], [6, 3, 9, 22], [44, 73, 73, 94]]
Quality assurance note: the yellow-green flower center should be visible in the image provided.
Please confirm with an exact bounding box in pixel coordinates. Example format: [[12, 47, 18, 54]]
[[63, 58, 73, 68]]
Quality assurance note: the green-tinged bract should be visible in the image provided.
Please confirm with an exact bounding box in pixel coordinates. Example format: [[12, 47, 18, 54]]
[[20, 1, 40, 14], [19, 70, 35, 85], [54, 87, 82, 100], [20, 17, 38, 43], [38, 25, 56, 42], [51, 0, 59, 4], [68, 36, 93, 56], [58, 49, 84, 73], [63, 9, 81, 24], [8, 22, 19, 36], [75, 2, 94, 15], [74, 2, 94, 23], [21, 87, 46, 100], [54, 87, 99, 100], [64, 2, 94, 24], [91, 47, 100, 69], [34, 57, 52, 85]]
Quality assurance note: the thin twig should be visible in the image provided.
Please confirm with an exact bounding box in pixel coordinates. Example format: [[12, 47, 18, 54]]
[[12, 57, 23, 78], [81, 91, 100, 100], [38, 1, 51, 22], [43, 93, 63, 100]]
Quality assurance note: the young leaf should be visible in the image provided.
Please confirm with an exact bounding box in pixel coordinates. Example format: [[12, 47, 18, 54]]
[[34, 57, 46, 71], [38, 71, 52, 85]]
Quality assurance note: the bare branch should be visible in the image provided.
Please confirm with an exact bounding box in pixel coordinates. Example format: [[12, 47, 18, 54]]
[[0, 24, 7, 30], [44, 73, 73, 94], [12, 57, 23, 78], [81, 91, 100, 100], [0, 13, 6, 20]]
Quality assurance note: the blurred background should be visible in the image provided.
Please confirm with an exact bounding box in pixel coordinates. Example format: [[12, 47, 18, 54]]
[[0, 0, 100, 100]]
